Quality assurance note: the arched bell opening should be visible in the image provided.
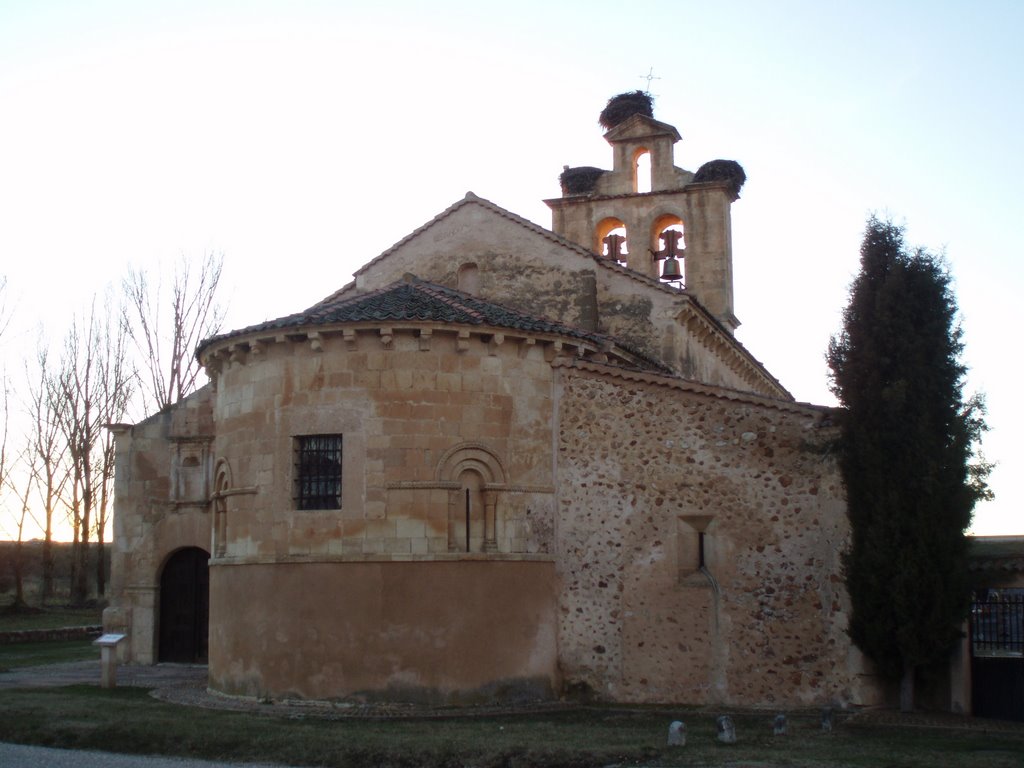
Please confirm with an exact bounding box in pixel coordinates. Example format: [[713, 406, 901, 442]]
[[158, 547, 210, 663], [596, 217, 628, 265], [652, 214, 686, 284], [633, 147, 652, 193]]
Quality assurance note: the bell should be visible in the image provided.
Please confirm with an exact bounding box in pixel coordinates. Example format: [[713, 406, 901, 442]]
[[661, 257, 683, 281]]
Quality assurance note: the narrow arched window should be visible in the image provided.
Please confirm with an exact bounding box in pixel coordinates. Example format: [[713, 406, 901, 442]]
[[454, 469, 486, 552], [634, 148, 652, 193]]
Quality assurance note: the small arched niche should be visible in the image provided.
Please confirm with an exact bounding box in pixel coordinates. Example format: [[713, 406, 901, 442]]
[[596, 217, 628, 264], [212, 458, 233, 557]]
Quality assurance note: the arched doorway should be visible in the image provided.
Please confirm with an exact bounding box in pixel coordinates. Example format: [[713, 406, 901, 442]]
[[158, 547, 210, 663]]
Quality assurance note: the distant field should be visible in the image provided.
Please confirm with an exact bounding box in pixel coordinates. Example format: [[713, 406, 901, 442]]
[[0, 539, 111, 609]]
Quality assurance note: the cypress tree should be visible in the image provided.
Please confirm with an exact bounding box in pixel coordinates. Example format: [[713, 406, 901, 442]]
[[827, 217, 990, 711]]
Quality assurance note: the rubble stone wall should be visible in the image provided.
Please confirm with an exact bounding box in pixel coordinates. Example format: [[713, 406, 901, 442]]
[[554, 364, 870, 707]]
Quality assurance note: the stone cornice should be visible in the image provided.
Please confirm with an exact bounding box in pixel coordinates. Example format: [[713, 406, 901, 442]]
[[200, 322, 668, 378], [211, 553, 556, 566], [543, 180, 734, 208]]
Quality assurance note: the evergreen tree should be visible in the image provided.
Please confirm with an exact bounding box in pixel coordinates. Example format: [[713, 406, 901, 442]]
[[827, 217, 990, 711]]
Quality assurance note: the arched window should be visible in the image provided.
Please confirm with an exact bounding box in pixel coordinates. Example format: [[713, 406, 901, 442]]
[[596, 217, 628, 264], [438, 442, 506, 553], [634, 148, 652, 193]]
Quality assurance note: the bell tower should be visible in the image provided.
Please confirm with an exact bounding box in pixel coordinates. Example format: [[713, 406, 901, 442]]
[[545, 92, 744, 333]]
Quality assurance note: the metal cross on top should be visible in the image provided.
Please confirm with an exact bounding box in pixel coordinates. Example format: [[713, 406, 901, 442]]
[[639, 67, 660, 94]]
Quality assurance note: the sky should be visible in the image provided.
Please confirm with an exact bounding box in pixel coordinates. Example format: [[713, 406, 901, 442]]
[[0, 0, 1021, 540]]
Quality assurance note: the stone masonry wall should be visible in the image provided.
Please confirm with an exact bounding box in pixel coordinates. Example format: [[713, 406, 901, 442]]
[[211, 328, 556, 560], [106, 386, 214, 663], [554, 363, 868, 707]]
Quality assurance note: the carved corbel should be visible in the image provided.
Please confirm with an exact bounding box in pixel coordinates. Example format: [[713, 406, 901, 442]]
[[488, 333, 505, 356], [544, 340, 564, 362]]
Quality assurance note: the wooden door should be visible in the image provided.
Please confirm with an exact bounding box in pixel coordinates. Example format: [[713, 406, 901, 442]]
[[158, 548, 210, 663]]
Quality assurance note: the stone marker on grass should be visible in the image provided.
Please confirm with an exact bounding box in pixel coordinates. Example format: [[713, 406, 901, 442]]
[[821, 708, 834, 732], [716, 715, 736, 744], [93, 633, 126, 690], [773, 713, 787, 735], [667, 720, 686, 746]]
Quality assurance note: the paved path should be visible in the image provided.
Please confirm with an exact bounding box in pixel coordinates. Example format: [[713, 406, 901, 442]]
[[0, 741, 304, 768]]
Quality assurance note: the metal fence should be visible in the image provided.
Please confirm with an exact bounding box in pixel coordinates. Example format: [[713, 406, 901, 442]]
[[971, 590, 1024, 658]]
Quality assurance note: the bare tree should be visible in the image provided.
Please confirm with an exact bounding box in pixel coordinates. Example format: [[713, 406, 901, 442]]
[[0, 277, 9, 507], [0, 371, 8, 510], [0, 276, 10, 341], [123, 253, 225, 412], [52, 293, 133, 604], [0, 279, 13, 601], [53, 311, 97, 604], [0, 378, 10, 547], [8, 443, 40, 610], [93, 310, 133, 596], [0, 384, 41, 611], [25, 341, 71, 600]]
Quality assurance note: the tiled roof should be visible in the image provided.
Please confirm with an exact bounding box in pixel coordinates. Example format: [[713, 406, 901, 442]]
[[197, 275, 671, 373]]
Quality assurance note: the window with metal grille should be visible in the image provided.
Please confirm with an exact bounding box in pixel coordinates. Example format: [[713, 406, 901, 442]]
[[294, 435, 342, 510]]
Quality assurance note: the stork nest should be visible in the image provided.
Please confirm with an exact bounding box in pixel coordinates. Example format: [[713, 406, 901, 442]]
[[559, 166, 606, 195], [598, 91, 654, 130], [693, 159, 747, 196]]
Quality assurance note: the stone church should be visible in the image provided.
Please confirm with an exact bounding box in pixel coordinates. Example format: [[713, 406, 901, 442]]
[[106, 94, 876, 707]]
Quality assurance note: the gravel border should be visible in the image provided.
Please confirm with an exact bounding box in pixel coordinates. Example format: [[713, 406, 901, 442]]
[[5, 661, 1024, 730]]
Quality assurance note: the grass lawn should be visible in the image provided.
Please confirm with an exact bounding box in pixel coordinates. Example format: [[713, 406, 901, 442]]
[[0, 604, 103, 632], [0, 639, 98, 671], [0, 685, 1022, 768]]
